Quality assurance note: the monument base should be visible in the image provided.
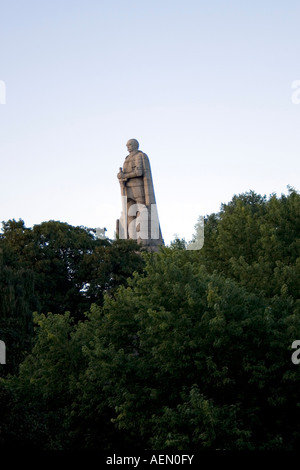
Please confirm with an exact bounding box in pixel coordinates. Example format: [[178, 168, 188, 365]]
[[116, 218, 164, 252]]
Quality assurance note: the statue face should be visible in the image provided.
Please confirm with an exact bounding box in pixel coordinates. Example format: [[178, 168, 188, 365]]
[[127, 139, 139, 152]]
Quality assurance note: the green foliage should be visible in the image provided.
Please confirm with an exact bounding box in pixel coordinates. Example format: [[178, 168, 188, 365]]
[[1, 188, 300, 450], [0, 219, 145, 318], [0, 250, 35, 376], [169, 237, 187, 250], [0, 219, 144, 375], [199, 188, 300, 298], [3, 245, 300, 449]]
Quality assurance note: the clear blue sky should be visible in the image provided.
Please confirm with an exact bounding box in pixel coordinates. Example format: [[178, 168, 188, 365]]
[[1, 0, 300, 244]]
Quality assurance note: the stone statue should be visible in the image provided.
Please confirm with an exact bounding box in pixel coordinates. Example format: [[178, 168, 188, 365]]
[[116, 139, 164, 250]]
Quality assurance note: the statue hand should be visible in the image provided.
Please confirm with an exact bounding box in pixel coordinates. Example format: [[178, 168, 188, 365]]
[[118, 167, 129, 184]]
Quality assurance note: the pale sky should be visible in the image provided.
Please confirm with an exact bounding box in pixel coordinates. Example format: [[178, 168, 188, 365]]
[[1, 0, 300, 244]]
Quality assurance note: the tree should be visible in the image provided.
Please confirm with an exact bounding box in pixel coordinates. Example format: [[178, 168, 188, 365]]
[[2, 188, 300, 450], [0, 248, 35, 376], [198, 188, 300, 298], [5, 247, 300, 449], [0, 219, 145, 375]]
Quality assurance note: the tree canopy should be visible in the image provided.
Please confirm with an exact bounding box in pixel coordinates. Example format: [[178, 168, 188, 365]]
[[0, 219, 144, 375], [0, 188, 300, 450]]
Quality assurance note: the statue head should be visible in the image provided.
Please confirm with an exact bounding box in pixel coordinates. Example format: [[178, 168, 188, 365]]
[[126, 139, 139, 153]]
